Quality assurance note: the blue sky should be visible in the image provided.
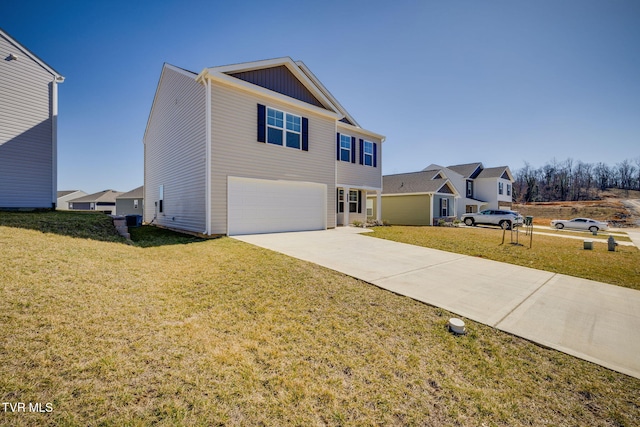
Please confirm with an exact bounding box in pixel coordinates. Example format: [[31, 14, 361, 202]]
[[2, 0, 639, 194]]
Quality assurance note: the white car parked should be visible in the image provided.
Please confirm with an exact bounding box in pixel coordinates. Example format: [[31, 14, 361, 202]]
[[461, 209, 524, 230], [550, 218, 609, 232]]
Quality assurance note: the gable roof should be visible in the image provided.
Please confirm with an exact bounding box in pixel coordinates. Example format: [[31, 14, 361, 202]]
[[196, 57, 357, 126], [116, 186, 144, 199], [476, 166, 514, 181], [0, 27, 64, 81], [446, 162, 483, 179], [382, 171, 458, 196], [57, 190, 79, 198], [69, 190, 122, 204]]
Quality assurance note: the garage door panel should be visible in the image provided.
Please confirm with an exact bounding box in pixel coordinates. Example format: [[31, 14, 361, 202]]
[[228, 177, 327, 235]]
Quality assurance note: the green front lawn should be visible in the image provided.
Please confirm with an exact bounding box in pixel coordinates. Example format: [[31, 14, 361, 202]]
[[367, 225, 640, 290], [1, 212, 639, 426]]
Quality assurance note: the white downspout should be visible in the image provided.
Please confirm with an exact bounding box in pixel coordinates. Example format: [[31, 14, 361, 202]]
[[51, 79, 59, 209], [205, 77, 212, 235]]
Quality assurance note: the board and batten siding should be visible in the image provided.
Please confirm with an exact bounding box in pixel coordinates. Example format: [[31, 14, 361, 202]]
[[209, 81, 337, 234], [336, 124, 382, 189], [144, 65, 207, 232], [0, 33, 57, 208]]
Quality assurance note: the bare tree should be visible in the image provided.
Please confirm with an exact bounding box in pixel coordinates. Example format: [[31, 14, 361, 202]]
[[617, 160, 635, 190]]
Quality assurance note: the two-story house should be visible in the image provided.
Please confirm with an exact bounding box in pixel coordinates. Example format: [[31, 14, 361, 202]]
[[424, 162, 514, 218], [143, 58, 384, 235], [0, 28, 64, 209]]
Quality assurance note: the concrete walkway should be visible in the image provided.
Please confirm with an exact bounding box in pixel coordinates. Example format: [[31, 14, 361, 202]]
[[233, 228, 640, 379]]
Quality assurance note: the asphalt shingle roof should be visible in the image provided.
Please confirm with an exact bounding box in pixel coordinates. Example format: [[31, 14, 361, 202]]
[[383, 170, 451, 194], [68, 190, 122, 204], [116, 186, 144, 199]]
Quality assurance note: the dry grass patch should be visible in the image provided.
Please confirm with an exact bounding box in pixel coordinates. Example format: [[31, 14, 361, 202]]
[[1, 213, 639, 426], [514, 198, 635, 227]]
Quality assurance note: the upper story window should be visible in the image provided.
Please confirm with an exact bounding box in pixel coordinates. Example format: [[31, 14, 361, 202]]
[[363, 141, 374, 166], [498, 182, 504, 195], [507, 184, 512, 196], [267, 107, 301, 149], [339, 134, 351, 162], [466, 180, 473, 198]]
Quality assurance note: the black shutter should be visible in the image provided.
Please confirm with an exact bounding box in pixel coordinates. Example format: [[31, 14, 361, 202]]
[[359, 139, 364, 165], [302, 117, 309, 151], [336, 133, 341, 160], [358, 191, 362, 213], [351, 136, 356, 163], [257, 104, 266, 143], [439, 198, 443, 216], [373, 143, 377, 167]]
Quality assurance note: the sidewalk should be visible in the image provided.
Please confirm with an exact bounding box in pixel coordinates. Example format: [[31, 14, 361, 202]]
[[233, 228, 640, 379]]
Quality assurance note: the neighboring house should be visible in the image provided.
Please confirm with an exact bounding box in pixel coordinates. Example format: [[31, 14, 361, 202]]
[[115, 186, 144, 217], [423, 162, 514, 218], [369, 169, 459, 226], [0, 28, 64, 209], [57, 190, 88, 210], [68, 190, 122, 214], [144, 58, 385, 235]]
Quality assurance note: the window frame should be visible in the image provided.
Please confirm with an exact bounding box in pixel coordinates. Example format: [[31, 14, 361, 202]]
[[266, 106, 302, 149], [498, 182, 504, 195], [337, 188, 344, 213], [339, 134, 351, 162], [363, 140, 374, 166], [507, 183, 512, 196], [349, 189, 359, 213], [441, 198, 448, 216]]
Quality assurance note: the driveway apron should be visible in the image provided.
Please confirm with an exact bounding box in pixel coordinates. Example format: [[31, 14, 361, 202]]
[[233, 228, 640, 379]]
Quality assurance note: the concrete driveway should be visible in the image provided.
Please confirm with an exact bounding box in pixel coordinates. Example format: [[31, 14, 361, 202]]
[[233, 228, 640, 379]]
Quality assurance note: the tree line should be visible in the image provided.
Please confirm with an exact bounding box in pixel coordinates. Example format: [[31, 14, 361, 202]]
[[513, 158, 640, 203]]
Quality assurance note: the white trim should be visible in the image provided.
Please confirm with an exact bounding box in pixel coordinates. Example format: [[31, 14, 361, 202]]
[[363, 140, 374, 166], [0, 29, 64, 81], [205, 57, 341, 113], [378, 192, 441, 197], [51, 79, 58, 207], [205, 78, 212, 235], [295, 60, 361, 128], [339, 133, 352, 162], [200, 71, 340, 120], [337, 121, 386, 142], [338, 183, 381, 192], [144, 63, 198, 141], [265, 106, 302, 150]]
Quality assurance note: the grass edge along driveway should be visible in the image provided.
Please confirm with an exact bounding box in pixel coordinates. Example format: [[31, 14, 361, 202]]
[[367, 225, 640, 291]]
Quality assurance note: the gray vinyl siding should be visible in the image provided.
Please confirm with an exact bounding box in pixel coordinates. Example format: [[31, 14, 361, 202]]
[[116, 198, 143, 216], [0, 33, 56, 208], [209, 81, 336, 234], [143, 66, 206, 232], [336, 126, 382, 189]]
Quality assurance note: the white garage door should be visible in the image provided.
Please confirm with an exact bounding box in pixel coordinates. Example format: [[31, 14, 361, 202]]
[[228, 177, 327, 235]]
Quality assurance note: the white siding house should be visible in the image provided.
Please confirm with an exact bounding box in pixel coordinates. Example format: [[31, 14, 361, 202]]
[[144, 58, 384, 235], [424, 162, 515, 218], [57, 190, 88, 210], [0, 28, 64, 209]]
